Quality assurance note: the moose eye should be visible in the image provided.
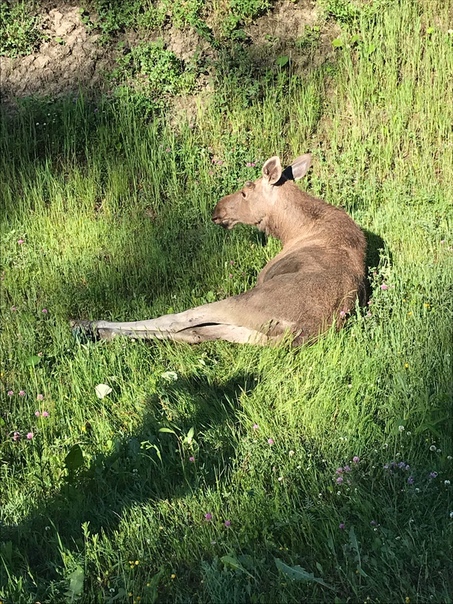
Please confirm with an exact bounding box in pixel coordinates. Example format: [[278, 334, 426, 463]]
[[242, 181, 255, 199]]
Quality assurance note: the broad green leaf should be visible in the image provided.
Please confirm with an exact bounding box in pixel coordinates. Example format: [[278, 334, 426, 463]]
[[276, 55, 289, 67], [65, 565, 84, 599], [275, 558, 334, 590], [65, 444, 84, 472], [185, 426, 195, 444], [159, 427, 176, 435], [221, 554, 242, 571], [221, 555, 255, 579], [26, 355, 42, 367]]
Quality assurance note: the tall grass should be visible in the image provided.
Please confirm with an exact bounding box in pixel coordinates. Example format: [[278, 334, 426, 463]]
[[1, 1, 452, 602]]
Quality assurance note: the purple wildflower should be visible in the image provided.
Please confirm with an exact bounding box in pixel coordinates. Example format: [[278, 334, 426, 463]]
[[13, 431, 20, 441], [268, 438, 274, 445], [353, 456, 360, 463], [224, 520, 231, 527], [7, 390, 14, 397], [189, 456, 195, 463], [26, 432, 34, 440], [339, 522, 345, 530], [42, 411, 49, 417], [37, 393, 44, 401], [429, 472, 438, 479], [336, 476, 344, 484], [204, 513, 212, 521], [35, 411, 40, 417], [19, 390, 26, 397], [407, 476, 414, 485], [380, 283, 389, 291]]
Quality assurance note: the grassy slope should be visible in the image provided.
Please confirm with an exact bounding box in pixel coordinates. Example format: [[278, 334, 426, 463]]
[[1, 1, 452, 602]]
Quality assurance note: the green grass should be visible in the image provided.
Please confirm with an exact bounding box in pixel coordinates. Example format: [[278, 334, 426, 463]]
[[1, 1, 453, 603]]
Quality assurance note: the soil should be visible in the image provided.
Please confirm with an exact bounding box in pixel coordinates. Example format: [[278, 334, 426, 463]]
[[0, 5, 114, 106], [0, 0, 339, 109], [246, 0, 339, 70]]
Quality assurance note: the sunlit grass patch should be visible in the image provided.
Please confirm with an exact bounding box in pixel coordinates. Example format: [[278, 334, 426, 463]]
[[1, 0, 452, 602]]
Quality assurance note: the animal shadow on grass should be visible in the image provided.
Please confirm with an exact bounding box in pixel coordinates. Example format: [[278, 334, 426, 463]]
[[1, 371, 257, 587], [363, 229, 387, 299]]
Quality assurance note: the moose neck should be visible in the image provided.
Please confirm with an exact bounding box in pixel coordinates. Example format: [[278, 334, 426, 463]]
[[261, 182, 323, 247]]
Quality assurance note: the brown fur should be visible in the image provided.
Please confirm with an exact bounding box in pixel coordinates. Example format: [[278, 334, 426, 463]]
[[73, 154, 366, 346]]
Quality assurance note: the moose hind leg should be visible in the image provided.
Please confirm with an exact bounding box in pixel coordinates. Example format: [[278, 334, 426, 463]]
[[72, 300, 273, 344], [168, 324, 273, 345]]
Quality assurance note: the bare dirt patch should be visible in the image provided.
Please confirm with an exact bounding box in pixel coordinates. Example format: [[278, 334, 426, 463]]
[[0, 5, 115, 106], [0, 0, 338, 109], [245, 0, 340, 71]]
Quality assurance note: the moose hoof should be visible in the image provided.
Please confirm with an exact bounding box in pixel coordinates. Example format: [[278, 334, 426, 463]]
[[70, 320, 100, 343], [70, 320, 119, 342]]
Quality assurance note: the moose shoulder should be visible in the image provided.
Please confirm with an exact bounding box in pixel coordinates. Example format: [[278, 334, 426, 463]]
[[72, 154, 366, 346]]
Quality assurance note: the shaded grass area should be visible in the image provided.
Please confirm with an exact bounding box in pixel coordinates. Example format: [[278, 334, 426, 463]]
[[1, 1, 453, 602]]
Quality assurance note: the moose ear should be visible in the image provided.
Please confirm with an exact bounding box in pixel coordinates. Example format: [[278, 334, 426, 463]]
[[262, 156, 283, 185], [290, 154, 312, 181]]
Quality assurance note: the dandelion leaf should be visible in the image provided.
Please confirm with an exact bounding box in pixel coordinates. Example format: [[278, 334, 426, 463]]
[[65, 444, 84, 472], [275, 558, 334, 590], [65, 565, 84, 599]]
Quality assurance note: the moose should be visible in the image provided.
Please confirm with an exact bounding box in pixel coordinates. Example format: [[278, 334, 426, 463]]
[[73, 154, 366, 346]]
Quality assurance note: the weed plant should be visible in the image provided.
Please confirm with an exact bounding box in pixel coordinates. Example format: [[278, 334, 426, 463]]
[[0, 0, 452, 602], [0, 0, 42, 57]]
